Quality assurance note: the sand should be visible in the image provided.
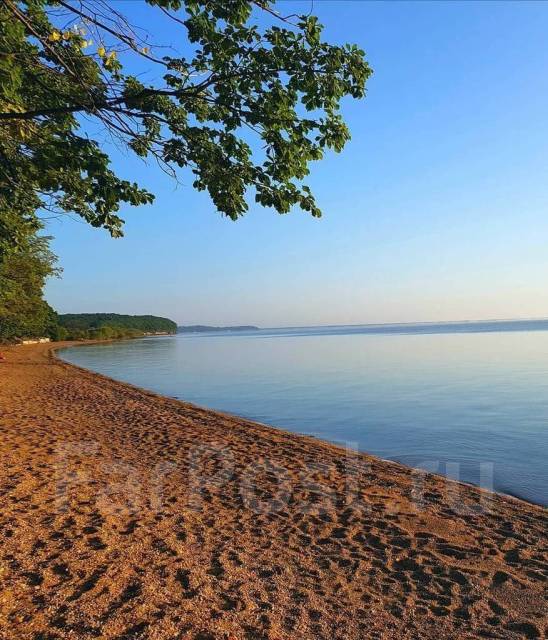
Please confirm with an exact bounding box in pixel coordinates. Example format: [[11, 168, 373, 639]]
[[0, 342, 546, 640]]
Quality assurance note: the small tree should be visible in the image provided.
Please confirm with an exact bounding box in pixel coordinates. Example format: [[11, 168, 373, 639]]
[[0, 0, 372, 256]]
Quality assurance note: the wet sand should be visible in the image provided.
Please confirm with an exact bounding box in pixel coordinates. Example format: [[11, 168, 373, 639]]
[[0, 342, 546, 640]]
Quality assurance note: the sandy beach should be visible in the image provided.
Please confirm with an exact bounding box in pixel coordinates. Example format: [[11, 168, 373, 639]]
[[0, 342, 546, 640]]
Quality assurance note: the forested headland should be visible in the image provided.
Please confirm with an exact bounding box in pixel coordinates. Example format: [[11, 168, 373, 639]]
[[58, 313, 177, 340]]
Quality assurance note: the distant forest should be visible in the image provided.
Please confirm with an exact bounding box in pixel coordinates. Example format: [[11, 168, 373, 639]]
[[58, 314, 177, 341], [178, 325, 259, 333]]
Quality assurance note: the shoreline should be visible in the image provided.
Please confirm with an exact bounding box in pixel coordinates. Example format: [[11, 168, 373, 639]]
[[0, 342, 546, 639], [54, 340, 543, 511]]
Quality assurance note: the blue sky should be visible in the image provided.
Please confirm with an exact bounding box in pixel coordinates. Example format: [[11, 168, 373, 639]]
[[45, 1, 548, 327]]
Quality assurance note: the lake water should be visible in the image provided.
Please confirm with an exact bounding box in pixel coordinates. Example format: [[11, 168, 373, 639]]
[[60, 320, 548, 506]]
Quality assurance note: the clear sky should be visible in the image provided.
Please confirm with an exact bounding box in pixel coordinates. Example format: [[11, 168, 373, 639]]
[[45, 1, 548, 327]]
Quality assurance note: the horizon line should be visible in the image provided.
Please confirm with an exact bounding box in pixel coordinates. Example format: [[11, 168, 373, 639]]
[[177, 317, 548, 330]]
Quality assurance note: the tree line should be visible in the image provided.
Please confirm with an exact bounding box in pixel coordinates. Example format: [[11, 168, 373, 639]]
[[0, 233, 60, 341], [57, 313, 177, 341]]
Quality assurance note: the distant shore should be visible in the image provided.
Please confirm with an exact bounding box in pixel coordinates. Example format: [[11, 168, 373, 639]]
[[0, 342, 545, 640]]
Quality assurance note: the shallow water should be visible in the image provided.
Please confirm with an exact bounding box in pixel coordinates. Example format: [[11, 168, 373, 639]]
[[60, 321, 548, 505]]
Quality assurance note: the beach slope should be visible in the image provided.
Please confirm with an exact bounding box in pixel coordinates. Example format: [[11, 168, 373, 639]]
[[0, 343, 546, 639]]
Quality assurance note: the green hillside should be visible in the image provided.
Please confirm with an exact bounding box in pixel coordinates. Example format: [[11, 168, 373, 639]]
[[58, 313, 177, 340]]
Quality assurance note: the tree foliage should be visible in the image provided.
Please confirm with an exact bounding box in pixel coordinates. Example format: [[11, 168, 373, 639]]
[[0, 0, 372, 257], [58, 313, 177, 334], [0, 228, 60, 340]]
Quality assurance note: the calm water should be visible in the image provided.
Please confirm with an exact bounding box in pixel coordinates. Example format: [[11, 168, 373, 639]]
[[60, 321, 548, 506]]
